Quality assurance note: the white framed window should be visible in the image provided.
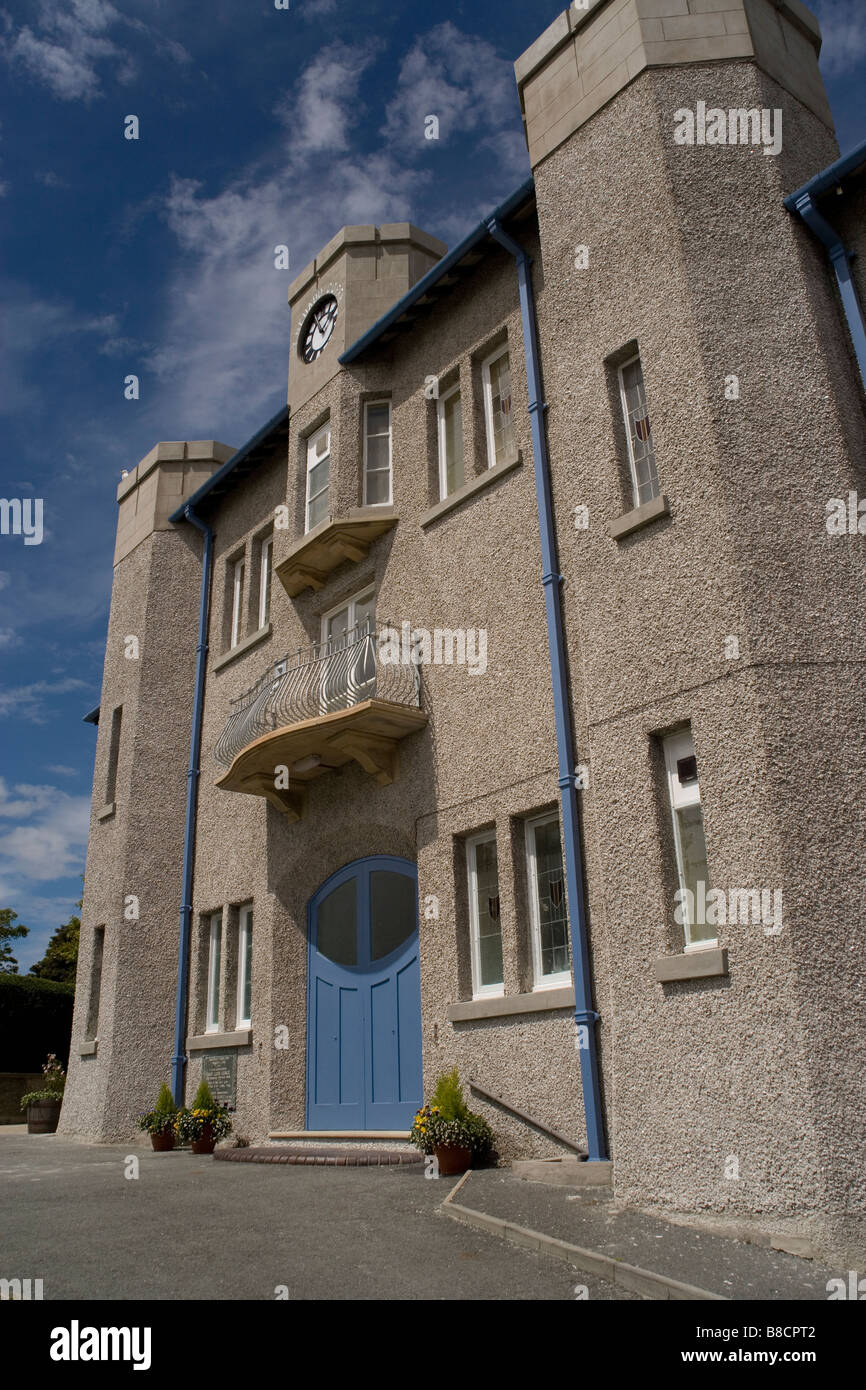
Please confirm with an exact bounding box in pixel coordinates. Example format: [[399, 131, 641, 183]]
[[230, 559, 245, 649], [437, 384, 464, 499], [482, 348, 515, 469], [320, 587, 377, 712], [526, 812, 571, 988], [258, 536, 273, 630], [363, 401, 392, 505], [237, 905, 253, 1029], [467, 831, 504, 998], [662, 728, 715, 951], [206, 911, 223, 1033], [618, 353, 659, 508], [305, 423, 331, 532]]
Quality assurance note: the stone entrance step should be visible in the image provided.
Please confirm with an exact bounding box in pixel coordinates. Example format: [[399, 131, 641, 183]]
[[213, 1130, 422, 1166], [216, 1144, 421, 1167]]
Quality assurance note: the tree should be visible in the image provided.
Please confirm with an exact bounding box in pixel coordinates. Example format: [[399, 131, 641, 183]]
[[0, 908, 29, 974], [29, 913, 80, 985]]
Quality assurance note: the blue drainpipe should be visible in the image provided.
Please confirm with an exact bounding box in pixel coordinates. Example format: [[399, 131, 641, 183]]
[[488, 217, 607, 1162], [786, 190, 866, 391], [170, 504, 214, 1105]]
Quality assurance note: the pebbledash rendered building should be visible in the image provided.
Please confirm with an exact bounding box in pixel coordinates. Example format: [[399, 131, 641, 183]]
[[62, 0, 866, 1264]]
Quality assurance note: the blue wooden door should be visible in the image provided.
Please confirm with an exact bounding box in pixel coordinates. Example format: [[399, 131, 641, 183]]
[[307, 857, 423, 1130]]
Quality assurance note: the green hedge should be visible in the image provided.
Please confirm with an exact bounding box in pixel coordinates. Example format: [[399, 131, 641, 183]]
[[0, 974, 75, 1072]]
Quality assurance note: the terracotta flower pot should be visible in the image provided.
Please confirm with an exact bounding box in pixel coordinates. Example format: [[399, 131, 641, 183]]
[[433, 1142, 472, 1176], [150, 1130, 175, 1152], [191, 1123, 215, 1155], [27, 1100, 62, 1134]]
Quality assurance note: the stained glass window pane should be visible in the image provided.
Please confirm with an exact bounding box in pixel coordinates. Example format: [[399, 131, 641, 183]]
[[473, 838, 503, 988], [621, 357, 659, 506], [532, 819, 570, 978]]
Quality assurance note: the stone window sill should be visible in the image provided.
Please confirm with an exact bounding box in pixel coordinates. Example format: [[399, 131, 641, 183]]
[[213, 625, 272, 674], [187, 1029, 252, 1051], [79, 1040, 98, 1057], [97, 803, 116, 822], [606, 493, 670, 541], [654, 947, 728, 983], [446, 985, 574, 1022], [420, 452, 522, 528]]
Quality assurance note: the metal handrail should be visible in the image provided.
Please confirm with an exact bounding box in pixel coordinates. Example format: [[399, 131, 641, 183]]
[[214, 620, 421, 768]]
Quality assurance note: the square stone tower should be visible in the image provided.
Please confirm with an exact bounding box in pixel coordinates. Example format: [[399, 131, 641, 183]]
[[60, 443, 233, 1140], [518, 0, 866, 1260]]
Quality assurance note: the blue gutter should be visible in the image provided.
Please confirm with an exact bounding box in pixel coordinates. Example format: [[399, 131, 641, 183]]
[[487, 218, 607, 1162], [340, 176, 535, 365], [785, 141, 866, 391], [170, 503, 214, 1105]]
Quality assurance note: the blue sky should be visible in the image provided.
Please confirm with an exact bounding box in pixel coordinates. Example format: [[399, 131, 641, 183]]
[[0, 0, 864, 971]]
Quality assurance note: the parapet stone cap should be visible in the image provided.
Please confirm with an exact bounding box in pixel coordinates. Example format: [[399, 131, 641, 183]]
[[287, 222, 447, 305], [514, 0, 821, 89], [117, 439, 235, 501]]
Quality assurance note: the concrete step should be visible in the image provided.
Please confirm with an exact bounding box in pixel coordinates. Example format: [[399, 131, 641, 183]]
[[267, 1129, 412, 1152], [511, 1157, 613, 1187], [231, 1130, 423, 1166]]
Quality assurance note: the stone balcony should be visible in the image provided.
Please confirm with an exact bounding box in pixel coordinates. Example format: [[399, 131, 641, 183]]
[[213, 622, 427, 820]]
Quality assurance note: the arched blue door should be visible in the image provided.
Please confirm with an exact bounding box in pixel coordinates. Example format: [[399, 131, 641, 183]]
[[307, 856, 423, 1131]]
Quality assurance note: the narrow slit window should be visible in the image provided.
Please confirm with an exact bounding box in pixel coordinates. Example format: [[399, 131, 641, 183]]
[[364, 402, 392, 505], [618, 353, 659, 507], [85, 927, 105, 1041], [482, 349, 515, 468], [230, 560, 245, 648], [467, 832, 503, 997], [259, 537, 273, 630], [306, 424, 331, 532], [237, 905, 253, 1028], [105, 706, 122, 805], [662, 728, 715, 950], [526, 812, 571, 988], [437, 386, 464, 498], [206, 911, 222, 1033]]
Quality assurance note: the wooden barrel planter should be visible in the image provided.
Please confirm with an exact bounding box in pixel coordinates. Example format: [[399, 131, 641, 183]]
[[150, 1130, 176, 1152], [27, 1099, 62, 1134]]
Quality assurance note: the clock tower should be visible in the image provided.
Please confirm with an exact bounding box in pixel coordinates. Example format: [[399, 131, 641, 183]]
[[287, 222, 446, 414]]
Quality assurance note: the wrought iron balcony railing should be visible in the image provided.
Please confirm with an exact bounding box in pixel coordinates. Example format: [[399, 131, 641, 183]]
[[214, 620, 422, 770]]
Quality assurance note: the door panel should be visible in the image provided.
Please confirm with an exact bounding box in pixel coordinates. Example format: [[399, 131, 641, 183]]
[[307, 857, 422, 1131]]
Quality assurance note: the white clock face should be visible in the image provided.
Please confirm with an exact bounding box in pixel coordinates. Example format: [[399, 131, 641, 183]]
[[301, 295, 338, 363]]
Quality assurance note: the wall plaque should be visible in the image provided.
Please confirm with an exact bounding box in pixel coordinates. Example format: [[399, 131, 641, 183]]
[[201, 1051, 237, 1108]]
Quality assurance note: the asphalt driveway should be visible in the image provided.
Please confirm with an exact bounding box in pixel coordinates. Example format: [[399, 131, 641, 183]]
[[0, 1129, 634, 1301]]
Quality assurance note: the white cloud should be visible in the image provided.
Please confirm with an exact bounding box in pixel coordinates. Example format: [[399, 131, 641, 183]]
[[35, 170, 68, 189], [0, 281, 129, 414], [143, 29, 528, 435], [2, 0, 187, 103], [815, 0, 866, 74], [44, 764, 79, 777], [381, 22, 520, 156], [0, 628, 18, 651], [0, 677, 89, 723], [0, 780, 89, 954]]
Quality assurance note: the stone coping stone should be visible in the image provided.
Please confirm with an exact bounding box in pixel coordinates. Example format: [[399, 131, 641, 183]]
[[214, 1145, 423, 1167]]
